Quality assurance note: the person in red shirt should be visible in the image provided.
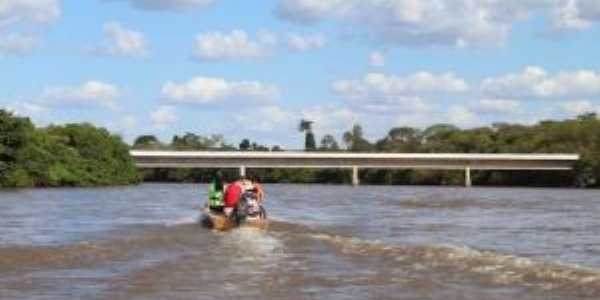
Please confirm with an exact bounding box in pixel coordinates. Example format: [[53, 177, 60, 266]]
[[223, 179, 243, 217]]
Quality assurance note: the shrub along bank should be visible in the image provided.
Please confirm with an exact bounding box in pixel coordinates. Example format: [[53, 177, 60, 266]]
[[0, 109, 140, 188]]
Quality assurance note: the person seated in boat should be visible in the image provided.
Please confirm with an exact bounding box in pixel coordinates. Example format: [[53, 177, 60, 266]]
[[240, 176, 254, 192], [250, 175, 265, 203], [207, 173, 225, 213], [223, 177, 243, 218]]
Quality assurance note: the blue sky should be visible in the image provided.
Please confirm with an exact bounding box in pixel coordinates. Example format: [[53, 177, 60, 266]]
[[2, 0, 600, 149]]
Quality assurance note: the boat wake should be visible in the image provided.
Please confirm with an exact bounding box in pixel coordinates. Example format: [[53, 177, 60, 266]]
[[3, 219, 600, 299], [266, 219, 600, 298]]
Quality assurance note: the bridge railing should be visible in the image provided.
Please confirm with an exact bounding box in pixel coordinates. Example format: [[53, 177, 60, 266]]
[[129, 151, 580, 187]]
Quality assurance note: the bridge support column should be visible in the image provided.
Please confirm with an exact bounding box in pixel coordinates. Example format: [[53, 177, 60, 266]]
[[240, 166, 246, 178], [465, 167, 472, 188], [352, 166, 360, 187]]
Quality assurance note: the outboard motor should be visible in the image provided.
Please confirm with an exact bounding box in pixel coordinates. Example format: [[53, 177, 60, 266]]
[[236, 191, 265, 223]]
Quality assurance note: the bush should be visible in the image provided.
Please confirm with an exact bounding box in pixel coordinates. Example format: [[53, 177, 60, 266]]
[[0, 110, 140, 188]]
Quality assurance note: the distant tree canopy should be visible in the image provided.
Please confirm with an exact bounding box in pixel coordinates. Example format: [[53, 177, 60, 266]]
[[133, 135, 160, 149], [239, 139, 251, 151], [172, 133, 232, 151], [343, 124, 372, 152], [0, 109, 140, 188], [319, 134, 340, 151], [360, 116, 600, 187]]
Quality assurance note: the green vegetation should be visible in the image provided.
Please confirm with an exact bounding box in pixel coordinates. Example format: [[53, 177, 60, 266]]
[[3, 107, 600, 188], [0, 109, 140, 188]]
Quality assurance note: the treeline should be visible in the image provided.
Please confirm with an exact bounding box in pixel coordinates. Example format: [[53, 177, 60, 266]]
[[0, 110, 140, 188], [134, 114, 600, 187], [3, 107, 598, 188]]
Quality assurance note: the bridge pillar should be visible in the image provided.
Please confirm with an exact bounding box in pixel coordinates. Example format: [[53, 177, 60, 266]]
[[465, 167, 472, 188], [240, 166, 246, 178], [352, 166, 360, 187]]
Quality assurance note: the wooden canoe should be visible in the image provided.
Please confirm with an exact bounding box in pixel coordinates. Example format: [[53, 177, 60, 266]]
[[201, 208, 268, 231]]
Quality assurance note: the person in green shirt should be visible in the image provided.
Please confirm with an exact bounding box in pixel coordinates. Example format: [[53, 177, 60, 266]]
[[207, 172, 225, 213]]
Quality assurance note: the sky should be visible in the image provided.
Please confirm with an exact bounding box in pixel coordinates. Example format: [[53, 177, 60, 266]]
[[2, 0, 600, 149]]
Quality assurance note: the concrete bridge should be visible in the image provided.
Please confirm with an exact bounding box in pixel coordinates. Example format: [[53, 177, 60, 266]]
[[130, 151, 580, 187]]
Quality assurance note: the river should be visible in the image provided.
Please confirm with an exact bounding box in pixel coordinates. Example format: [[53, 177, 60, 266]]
[[1, 184, 599, 299]]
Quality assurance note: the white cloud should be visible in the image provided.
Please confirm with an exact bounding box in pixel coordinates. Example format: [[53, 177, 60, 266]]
[[474, 99, 522, 114], [287, 33, 327, 52], [276, 0, 600, 47], [481, 66, 600, 100], [551, 0, 600, 30], [0, 0, 60, 55], [235, 106, 293, 132], [301, 104, 358, 135], [334, 72, 468, 98], [92, 22, 148, 58], [42, 81, 121, 110], [192, 30, 276, 61], [119, 115, 138, 131], [275, 0, 344, 24], [333, 72, 468, 114], [448, 106, 480, 127], [106, 115, 139, 140], [151, 105, 177, 129], [275, 0, 542, 47], [0, 0, 61, 28], [162, 76, 279, 104], [4, 101, 49, 117], [551, 0, 591, 30], [0, 33, 37, 55], [577, 0, 600, 19], [105, 0, 216, 12], [369, 51, 385, 67], [559, 100, 600, 115], [325, 66, 600, 134]]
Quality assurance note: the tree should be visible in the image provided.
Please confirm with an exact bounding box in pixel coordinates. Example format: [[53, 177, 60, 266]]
[[1, 110, 140, 188], [377, 127, 421, 152], [239, 139, 251, 151], [299, 119, 313, 132], [343, 124, 372, 152], [133, 135, 160, 149], [305, 132, 316, 151], [319, 134, 340, 151], [298, 119, 316, 151], [421, 124, 459, 141], [45, 123, 141, 186], [252, 142, 269, 151], [0, 110, 36, 186]]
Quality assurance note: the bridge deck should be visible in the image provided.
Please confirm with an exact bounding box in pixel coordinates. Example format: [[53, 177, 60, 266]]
[[130, 151, 579, 186], [130, 151, 579, 170]]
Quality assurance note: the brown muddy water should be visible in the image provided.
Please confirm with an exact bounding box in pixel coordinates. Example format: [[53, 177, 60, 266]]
[[1, 184, 600, 299]]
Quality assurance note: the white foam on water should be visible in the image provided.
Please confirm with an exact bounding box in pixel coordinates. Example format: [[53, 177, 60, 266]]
[[222, 227, 285, 262], [165, 215, 198, 226], [305, 231, 600, 294]]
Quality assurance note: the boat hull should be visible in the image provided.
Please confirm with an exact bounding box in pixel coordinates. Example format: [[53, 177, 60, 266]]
[[201, 209, 268, 231]]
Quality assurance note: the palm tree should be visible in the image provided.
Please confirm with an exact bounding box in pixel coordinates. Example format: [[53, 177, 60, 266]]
[[299, 119, 313, 132], [298, 119, 316, 151]]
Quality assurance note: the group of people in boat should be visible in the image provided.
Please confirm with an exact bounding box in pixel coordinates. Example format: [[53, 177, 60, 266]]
[[206, 173, 265, 219]]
